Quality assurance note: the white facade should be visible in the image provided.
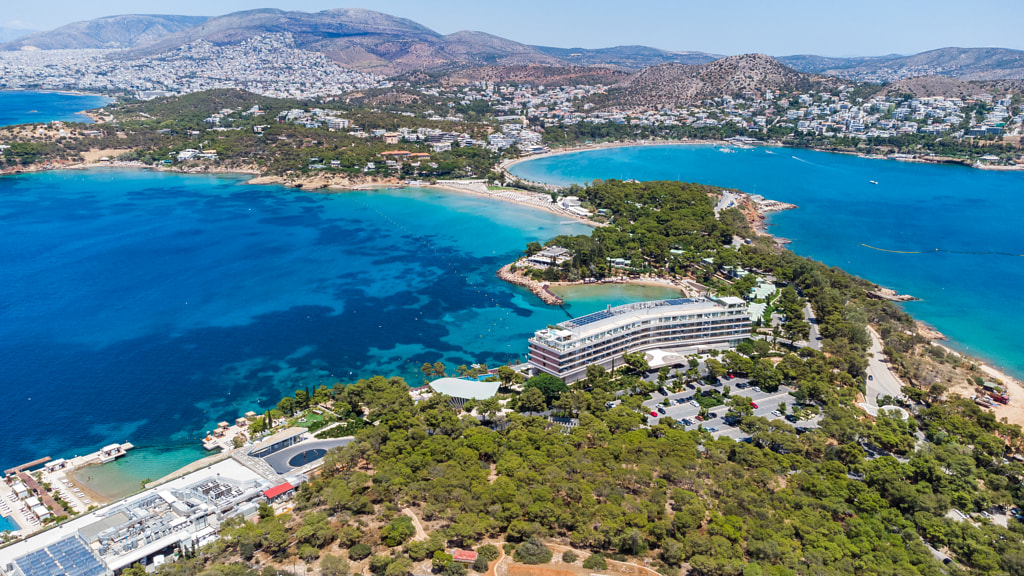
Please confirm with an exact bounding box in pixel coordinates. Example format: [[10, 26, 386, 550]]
[[529, 297, 750, 382]]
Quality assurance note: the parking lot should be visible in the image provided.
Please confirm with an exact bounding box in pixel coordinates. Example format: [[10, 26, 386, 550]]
[[638, 376, 819, 437]]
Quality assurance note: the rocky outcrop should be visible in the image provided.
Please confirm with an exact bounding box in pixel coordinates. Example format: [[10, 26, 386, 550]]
[[497, 264, 563, 305]]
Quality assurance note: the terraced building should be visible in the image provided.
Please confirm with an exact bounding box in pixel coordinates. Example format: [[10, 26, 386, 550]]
[[528, 297, 750, 382]]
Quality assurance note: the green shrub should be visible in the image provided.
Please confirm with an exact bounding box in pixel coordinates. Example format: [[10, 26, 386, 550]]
[[476, 545, 500, 562], [369, 556, 392, 576], [513, 537, 552, 565], [582, 555, 607, 570], [381, 516, 415, 547], [561, 551, 578, 564], [349, 543, 372, 561]]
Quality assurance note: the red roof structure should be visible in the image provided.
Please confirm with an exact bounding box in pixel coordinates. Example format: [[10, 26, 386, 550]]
[[452, 550, 478, 563], [263, 482, 294, 499]]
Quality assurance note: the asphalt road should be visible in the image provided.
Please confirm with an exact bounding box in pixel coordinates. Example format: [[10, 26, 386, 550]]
[[865, 326, 904, 406], [803, 302, 823, 350]]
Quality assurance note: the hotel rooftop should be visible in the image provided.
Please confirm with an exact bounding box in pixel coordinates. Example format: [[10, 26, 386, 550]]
[[529, 297, 750, 382]]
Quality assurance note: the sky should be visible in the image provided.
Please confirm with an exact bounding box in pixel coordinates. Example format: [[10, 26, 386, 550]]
[[5, 0, 1024, 56]]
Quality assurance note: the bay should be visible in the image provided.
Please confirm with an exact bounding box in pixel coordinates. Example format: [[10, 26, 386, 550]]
[[0, 91, 111, 126], [0, 168, 673, 483], [510, 144, 1024, 380]]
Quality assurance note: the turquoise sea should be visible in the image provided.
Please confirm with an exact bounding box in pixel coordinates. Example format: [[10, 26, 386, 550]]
[[510, 144, 1024, 380], [0, 91, 111, 126], [0, 168, 680, 487]]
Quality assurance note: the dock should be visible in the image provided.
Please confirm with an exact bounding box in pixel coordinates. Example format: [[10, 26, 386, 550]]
[[4, 457, 51, 477]]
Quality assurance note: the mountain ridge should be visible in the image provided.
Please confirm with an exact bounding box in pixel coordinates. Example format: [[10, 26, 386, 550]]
[[2, 15, 209, 50], [4, 10, 1024, 82]]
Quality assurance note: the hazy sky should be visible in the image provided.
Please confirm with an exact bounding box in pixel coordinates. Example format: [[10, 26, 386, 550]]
[[6, 0, 1024, 56]]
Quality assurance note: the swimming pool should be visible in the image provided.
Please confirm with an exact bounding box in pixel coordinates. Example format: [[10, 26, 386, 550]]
[[0, 514, 19, 533], [287, 449, 328, 467]]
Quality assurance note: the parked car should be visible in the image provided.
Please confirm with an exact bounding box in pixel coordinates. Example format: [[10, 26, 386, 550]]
[[750, 386, 762, 393], [675, 398, 685, 405], [706, 427, 719, 432], [785, 414, 798, 422], [689, 400, 700, 408], [868, 375, 874, 381], [686, 382, 696, 389], [657, 406, 666, 414], [751, 402, 759, 409], [650, 411, 658, 417], [771, 410, 782, 417]]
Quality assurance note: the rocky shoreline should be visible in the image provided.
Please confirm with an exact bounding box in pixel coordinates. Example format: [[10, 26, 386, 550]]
[[867, 287, 920, 302], [497, 264, 563, 305]]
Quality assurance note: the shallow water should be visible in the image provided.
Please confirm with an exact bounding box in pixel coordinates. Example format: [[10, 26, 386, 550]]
[[0, 91, 110, 126], [0, 168, 675, 485]]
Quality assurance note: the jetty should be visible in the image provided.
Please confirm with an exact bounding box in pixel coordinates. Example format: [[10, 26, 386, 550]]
[[0, 442, 134, 534]]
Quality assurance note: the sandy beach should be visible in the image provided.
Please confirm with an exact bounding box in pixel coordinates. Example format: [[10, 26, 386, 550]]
[[64, 466, 113, 505]]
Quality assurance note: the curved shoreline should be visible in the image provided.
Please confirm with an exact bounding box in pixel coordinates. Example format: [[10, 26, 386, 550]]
[[502, 139, 1022, 178], [510, 148, 1023, 385]]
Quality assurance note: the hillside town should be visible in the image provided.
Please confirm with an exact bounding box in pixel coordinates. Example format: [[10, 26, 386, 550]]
[[0, 33, 384, 99]]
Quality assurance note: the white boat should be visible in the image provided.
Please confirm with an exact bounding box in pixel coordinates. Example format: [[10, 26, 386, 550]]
[[869, 180, 878, 185]]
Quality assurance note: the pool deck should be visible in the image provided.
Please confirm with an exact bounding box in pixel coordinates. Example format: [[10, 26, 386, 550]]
[[261, 438, 354, 475]]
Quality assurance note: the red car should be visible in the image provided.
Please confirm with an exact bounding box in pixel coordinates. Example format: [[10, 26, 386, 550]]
[[751, 402, 759, 409], [650, 411, 658, 417]]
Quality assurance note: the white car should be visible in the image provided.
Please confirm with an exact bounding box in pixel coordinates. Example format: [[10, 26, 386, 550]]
[[771, 410, 782, 417], [689, 400, 700, 408], [750, 386, 762, 393]]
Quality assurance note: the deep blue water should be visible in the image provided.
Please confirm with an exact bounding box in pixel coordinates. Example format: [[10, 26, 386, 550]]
[[0, 168, 680, 480], [511, 144, 1024, 380], [0, 91, 111, 126]]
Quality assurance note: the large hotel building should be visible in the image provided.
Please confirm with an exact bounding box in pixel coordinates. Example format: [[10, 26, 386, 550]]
[[528, 297, 751, 382]]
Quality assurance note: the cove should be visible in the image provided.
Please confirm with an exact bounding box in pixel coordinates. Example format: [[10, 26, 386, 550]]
[[509, 144, 1024, 380], [0, 91, 111, 126], [0, 168, 677, 483]]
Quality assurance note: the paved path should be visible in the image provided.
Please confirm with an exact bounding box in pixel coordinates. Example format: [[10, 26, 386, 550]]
[[861, 327, 908, 419], [803, 303, 822, 350], [714, 191, 738, 216], [402, 507, 429, 541]]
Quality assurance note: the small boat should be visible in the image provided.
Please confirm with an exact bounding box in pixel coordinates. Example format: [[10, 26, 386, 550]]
[[869, 180, 878, 185]]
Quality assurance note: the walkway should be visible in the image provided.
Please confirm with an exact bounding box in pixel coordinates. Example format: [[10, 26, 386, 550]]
[[861, 327, 909, 419], [802, 303, 822, 350]]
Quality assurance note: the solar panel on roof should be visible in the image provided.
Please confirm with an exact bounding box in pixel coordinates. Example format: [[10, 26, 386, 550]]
[[665, 298, 695, 305], [567, 309, 614, 327]]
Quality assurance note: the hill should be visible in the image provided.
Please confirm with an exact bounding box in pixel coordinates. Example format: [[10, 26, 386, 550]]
[[437, 65, 632, 86], [785, 47, 1024, 82], [0, 27, 35, 43], [874, 75, 1024, 98], [533, 45, 719, 69], [119, 8, 561, 74], [1, 15, 208, 50], [608, 53, 849, 108], [777, 53, 904, 74]]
